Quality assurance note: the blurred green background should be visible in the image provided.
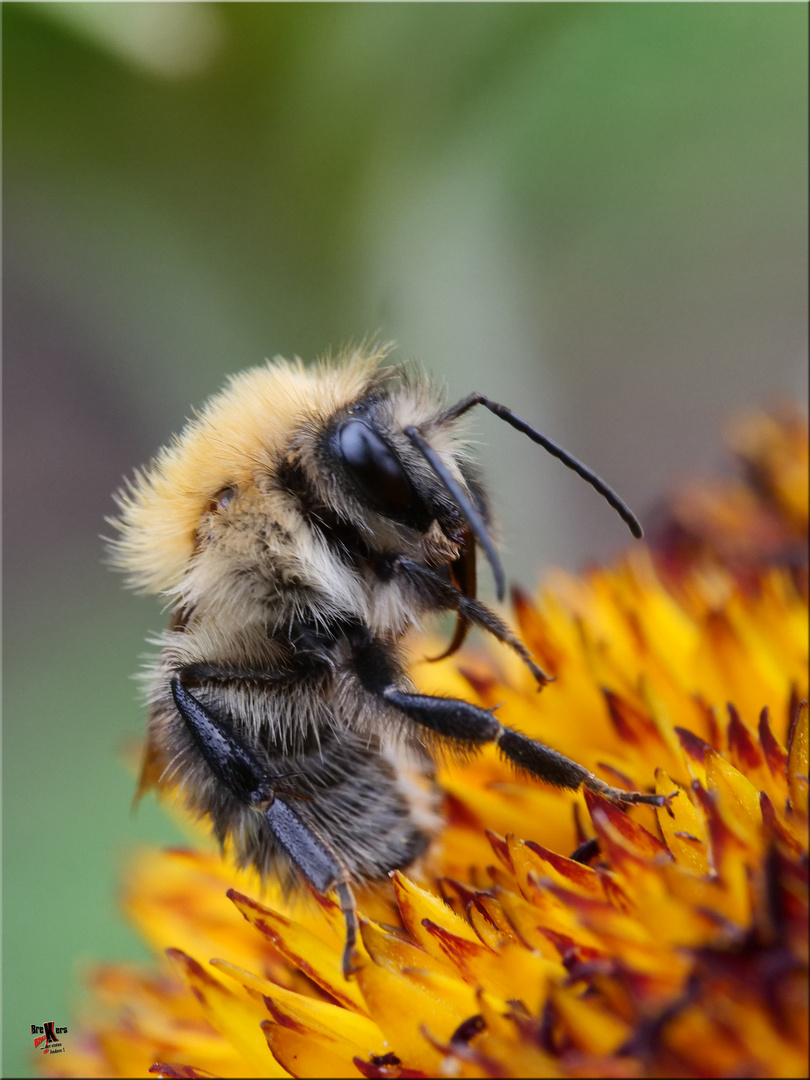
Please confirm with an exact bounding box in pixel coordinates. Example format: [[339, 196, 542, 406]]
[[3, 3, 807, 1076]]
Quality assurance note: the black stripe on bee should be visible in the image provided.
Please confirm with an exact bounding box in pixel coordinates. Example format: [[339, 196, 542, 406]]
[[277, 456, 373, 567]]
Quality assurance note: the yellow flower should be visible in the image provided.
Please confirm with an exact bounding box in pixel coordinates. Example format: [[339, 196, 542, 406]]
[[47, 410, 807, 1079]]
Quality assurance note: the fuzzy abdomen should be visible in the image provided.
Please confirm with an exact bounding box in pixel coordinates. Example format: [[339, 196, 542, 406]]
[[141, 628, 441, 888], [221, 730, 438, 885]]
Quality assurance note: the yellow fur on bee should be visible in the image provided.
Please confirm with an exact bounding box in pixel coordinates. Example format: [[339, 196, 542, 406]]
[[110, 346, 387, 595]]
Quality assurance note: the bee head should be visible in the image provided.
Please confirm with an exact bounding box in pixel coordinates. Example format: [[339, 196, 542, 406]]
[[278, 373, 487, 574], [110, 346, 639, 620]]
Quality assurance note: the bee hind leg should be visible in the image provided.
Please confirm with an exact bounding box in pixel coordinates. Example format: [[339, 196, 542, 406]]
[[264, 799, 361, 977], [170, 676, 361, 977]]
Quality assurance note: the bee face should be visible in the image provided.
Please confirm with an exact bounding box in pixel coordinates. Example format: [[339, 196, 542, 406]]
[[281, 385, 473, 571], [112, 345, 654, 981]]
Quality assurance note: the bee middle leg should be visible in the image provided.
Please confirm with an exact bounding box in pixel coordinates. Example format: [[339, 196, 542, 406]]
[[349, 633, 672, 809], [170, 677, 361, 976]]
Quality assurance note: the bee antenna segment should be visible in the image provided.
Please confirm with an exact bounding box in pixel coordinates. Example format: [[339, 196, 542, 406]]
[[436, 393, 644, 539]]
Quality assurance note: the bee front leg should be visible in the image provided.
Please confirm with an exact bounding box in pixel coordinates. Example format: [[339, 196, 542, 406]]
[[380, 556, 552, 686], [170, 677, 360, 977], [349, 638, 674, 809]]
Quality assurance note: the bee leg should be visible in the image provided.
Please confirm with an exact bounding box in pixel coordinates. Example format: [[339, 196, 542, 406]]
[[349, 639, 674, 809], [170, 675, 276, 805], [264, 799, 361, 978], [336, 880, 361, 978], [384, 557, 553, 686], [170, 677, 361, 977]]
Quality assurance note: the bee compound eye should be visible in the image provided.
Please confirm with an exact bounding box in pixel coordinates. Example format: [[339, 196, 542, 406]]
[[337, 419, 414, 514]]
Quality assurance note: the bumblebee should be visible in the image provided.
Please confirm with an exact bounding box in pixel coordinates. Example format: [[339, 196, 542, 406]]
[[111, 345, 666, 976]]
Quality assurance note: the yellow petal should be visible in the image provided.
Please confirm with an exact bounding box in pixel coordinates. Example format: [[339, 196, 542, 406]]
[[227, 890, 368, 1013], [355, 958, 480, 1074], [166, 949, 288, 1077], [655, 770, 710, 873], [551, 985, 631, 1056], [211, 958, 387, 1056], [508, 836, 606, 900], [705, 747, 763, 846], [359, 918, 455, 977], [787, 700, 808, 816], [261, 1020, 362, 1077]]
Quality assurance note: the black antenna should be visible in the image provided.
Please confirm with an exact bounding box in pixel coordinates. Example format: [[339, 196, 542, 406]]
[[404, 426, 507, 601], [436, 393, 643, 539]]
